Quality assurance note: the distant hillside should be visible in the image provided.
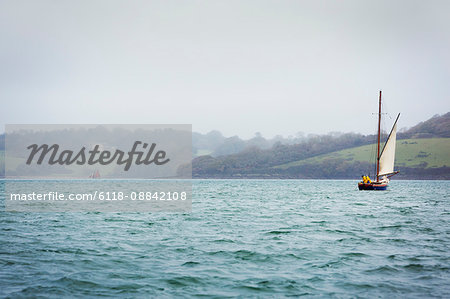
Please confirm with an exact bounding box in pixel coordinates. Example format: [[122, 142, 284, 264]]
[[274, 138, 450, 180], [192, 138, 450, 180], [192, 131, 306, 157], [400, 112, 450, 138], [193, 133, 375, 178], [192, 112, 450, 157], [192, 112, 450, 179], [277, 138, 450, 169], [2, 112, 449, 179]]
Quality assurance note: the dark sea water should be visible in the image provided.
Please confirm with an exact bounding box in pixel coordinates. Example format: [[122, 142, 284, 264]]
[[1, 180, 449, 298]]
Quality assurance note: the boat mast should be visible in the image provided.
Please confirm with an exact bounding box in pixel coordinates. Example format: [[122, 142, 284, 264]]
[[376, 90, 382, 182]]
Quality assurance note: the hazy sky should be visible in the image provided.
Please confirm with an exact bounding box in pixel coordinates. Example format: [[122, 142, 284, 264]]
[[1, 0, 449, 138]]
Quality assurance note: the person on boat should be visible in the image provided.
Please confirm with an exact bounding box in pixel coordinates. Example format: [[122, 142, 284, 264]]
[[361, 175, 372, 184]]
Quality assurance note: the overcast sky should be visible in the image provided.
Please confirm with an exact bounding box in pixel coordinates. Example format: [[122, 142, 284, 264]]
[[1, 0, 449, 138]]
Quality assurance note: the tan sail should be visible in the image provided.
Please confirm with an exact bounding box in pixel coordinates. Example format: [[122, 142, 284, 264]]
[[378, 115, 399, 176]]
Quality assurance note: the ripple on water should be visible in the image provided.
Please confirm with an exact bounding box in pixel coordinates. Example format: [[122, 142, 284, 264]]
[[0, 180, 449, 297]]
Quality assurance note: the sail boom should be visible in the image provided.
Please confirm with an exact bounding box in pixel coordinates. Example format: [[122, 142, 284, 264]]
[[379, 171, 399, 177]]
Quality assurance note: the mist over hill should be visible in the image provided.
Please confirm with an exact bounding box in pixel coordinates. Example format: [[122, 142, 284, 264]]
[[193, 112, 450, 157], [192, 112, 450, 179], [193, 130, 315, 157]]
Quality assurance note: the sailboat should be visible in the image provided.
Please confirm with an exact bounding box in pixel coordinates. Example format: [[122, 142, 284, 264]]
[[358, 91, 400, 190], [89, 170, 101, 179]]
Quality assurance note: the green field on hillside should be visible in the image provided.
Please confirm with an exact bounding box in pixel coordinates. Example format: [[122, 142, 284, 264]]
[[2, 138, 449, 177], [276, 138, 450, 169]]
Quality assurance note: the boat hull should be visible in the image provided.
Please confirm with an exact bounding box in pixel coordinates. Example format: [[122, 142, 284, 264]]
[[358, 182, 387, 191]]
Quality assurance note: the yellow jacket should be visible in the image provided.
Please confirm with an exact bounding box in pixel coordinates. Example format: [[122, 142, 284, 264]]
[[362, 176, 372, 183], [364, 176, 372, 183]]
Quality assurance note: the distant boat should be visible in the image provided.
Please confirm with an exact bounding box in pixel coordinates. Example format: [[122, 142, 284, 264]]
[[358, 91, 400, 190], [89, 170, 100, 179]]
